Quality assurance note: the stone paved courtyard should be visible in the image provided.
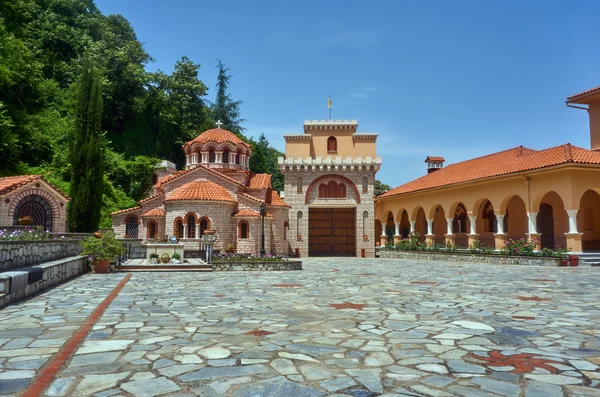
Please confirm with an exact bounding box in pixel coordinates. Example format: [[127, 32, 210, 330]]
[[1, 258, 600, 397]]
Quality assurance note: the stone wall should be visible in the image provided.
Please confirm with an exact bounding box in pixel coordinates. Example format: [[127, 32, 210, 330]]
[[378, 249, 561, 266], [212, 260, 302, 271], [0, 256, 88, 308], [0, 240, 82, 271], [118, 239, 146, 259]]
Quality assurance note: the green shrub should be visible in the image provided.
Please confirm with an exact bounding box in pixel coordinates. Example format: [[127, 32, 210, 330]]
[[172, 253, 181, 260], [80, 231, 124, 261], [500, 237, 537, 256]]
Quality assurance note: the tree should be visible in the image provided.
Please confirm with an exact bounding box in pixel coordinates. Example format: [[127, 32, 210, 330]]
[[374, 180, 391, 196], [212, 60, 245, 135], [68, 59, 104, 232], [249, 134, 269, 174]]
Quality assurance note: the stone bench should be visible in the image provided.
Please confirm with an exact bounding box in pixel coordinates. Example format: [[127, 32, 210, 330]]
[[0, 255, 88, 308]]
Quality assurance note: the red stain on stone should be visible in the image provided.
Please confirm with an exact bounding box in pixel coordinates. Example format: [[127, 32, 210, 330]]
[[516, 296, 550, 301], [331, 269, 339, 272], [512, 316, 535, 320], [471, 351, 560, 374], [245, 329, 274, 337], [213, 294, 225, 298], [357, 273, 375, 277], [530, 279, 556, 282], [386, 289, 402, 293], [411, 281, 438, 285], [272, 283, 303, 288], [330, 302, 366, 310]]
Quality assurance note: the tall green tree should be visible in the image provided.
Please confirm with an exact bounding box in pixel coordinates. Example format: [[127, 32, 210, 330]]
[[68, 59, 104, 232], [212, 59, 245, 135], [249, 134, 269, 174]]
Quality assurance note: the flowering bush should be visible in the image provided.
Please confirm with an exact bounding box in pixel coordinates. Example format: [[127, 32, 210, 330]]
[[500, 237, 538, 256], [394, 231, 426, 251], [213, 252, 288, 262], [0, 227, 66, 241]]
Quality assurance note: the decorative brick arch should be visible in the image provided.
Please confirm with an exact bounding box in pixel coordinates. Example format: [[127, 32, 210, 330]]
[[305, 174, 361, 205], [8, 188, 60, 221]]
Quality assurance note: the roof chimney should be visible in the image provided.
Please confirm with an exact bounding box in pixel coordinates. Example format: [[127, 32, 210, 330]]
[[425, 156, 445, 174]]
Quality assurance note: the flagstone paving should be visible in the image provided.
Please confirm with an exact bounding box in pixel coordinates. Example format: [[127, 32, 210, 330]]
[[1, 257, 600, 396]]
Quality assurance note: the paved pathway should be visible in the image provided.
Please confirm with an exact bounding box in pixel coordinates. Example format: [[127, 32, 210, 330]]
[[1, 258, 600, 396]]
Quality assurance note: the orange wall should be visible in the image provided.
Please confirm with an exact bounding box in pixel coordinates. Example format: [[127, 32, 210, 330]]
[[589, 98, 600, 151]]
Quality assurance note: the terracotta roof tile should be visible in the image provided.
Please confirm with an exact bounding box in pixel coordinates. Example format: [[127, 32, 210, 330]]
[[267, 190, 291, 207], [425, 156, 445, 162], [165, 180, 236, 203], [233, 209, 274, 218], [183, 128, 251, 149], [142, 208, 166, 217], [111, 206, 141, 215], [139, 192, 164, 203], [248, 174, 272, 189], [0, 175, 71, 200], [567, 86, 600, 101], [154, 165, 243, 190], [381, 144, 600, 198], [239, 192, 263, 204]]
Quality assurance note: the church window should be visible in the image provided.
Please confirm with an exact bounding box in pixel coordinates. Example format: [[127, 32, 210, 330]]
[[186, 214, 196, 238], [327, 181, 337, 198], [319, 184, 327, 198], [327, 136, 337, 152], [209, 149, 216, 163], [338, 183, 346, 198], [239, 221, 249, 239], [174, 218, 184, 239], [297, 176, 302, 193], [362, 211, 368, 238], [362, 176, 368, 193], [125, 216, 139, 239], [199, 217, 210, 235], [236, 150, 242, 165], [223, 149, 229, 163], [147, 221, 157, 239], [297, 211, 302, 239]]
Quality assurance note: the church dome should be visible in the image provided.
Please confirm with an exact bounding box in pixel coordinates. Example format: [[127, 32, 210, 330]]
[[165, 180, 236, 203], [183, 128, 251, 150]]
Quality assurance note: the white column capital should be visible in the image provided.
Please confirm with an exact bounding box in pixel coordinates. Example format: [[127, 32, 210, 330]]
[[409, 220, 416, 230], [566, 209, 579, 217], [446, 218, 453, 235], [566, 209, 579, 233], [527, 212, 538, 234], [394, 222, 400, 236], [426, 219, 434, 236], [496, 214, 505, 234], [468, 215, 477, 234]]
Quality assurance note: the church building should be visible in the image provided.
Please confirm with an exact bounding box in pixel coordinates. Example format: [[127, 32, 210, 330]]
[[111, 125, 290, 255], [280, 120, 381, 257]]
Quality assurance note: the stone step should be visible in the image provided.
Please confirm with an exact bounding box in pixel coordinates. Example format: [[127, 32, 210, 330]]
[[116, 265, 213, 272], [0, 255, 88, 308]]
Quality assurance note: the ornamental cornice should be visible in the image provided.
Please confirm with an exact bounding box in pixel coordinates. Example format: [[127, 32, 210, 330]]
[[284, 135, 312, 142], [352, 134, 378, 141]]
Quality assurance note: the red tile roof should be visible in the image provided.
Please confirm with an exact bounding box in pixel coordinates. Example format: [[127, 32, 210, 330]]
[[247, 174, 272, 189], [233, 208, 274, 218], [111, 206, 141, 215], [267, 190, 291, 207], [142, 208, 166, 217], [567, 86, 600, 102], [239, 192, 263, 204], [183, 128, 251, 149], [139, 192, 164, 203], [425, 156, 445, 162], [380, 144, 600, 198], [165, 180, 236, 203], [154, 165, 243, 191], [0, 175, 71, 200]]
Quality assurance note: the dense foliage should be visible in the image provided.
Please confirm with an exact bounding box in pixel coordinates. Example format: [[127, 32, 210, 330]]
[[0, 0, 287, 228]]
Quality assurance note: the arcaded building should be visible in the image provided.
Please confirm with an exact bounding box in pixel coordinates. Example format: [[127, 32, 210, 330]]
[[375, 86, 600, 253], [111, 127, 290, 255], [280, 120, 381, 257]]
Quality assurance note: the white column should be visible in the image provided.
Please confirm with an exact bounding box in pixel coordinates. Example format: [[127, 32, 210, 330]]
[[446, 217, 453, 235], [468, 216, 477, 234], [528, 212, 538, 234], [426, 219, 434, 236], [186, 155, 190, 166], [183, 224, 188, 239], [496, 214, 505, 234], [394, 222, 400, 236], [216, 152, 222, 163], [566, 209, 579, 233], [193, 153, 198, 164], [202, 152, 207, 163], [195, 223, 200, 238], [410, 220, 416, 232]]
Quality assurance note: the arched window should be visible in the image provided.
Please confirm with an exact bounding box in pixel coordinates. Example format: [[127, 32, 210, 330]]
[[186, 214, 196, 238], [297, 211, 302, 239], [199, 217, 210, 236], [482, 201, 497, 233], [223, 149, 229, 163], [236, 150, 242, 165], [196, 150, 202, 164], [152, 174, 159, 185], [147, 221, 157, 239], [319, 183, 327, 198], [363, 211, 368, 239], [362, 176, 368, 193], [584, 207, 594, 231], [327, 136, 337, 152], [284, 221, 289, 241], [338, 183, 346, 198], [125, 216, 139, 239], [239, 221, 249, 239], [327, 181, 337, 198], [13, 194, 54, 231], [174, 218, 184, 240], [209, 148, 216, 163], [297, 176, 302, 193], [452, 205, 467, 234]]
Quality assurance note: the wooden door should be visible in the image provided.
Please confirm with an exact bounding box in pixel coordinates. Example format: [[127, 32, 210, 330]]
[[537, 203, 554, 249], [309, 208, 356, 257]]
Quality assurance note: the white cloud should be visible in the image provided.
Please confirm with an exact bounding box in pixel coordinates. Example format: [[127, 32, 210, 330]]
[[351, 86, 382, 99]]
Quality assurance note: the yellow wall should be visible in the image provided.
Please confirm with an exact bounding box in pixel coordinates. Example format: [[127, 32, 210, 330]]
[[285, 124, 377, 159], [589, 98, 600, 151]]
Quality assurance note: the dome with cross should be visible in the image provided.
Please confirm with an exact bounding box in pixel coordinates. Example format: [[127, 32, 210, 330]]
[[182, 120, 252, 171]]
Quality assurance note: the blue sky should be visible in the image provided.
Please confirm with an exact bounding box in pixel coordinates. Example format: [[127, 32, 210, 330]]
[[96, 0, 600, 188]]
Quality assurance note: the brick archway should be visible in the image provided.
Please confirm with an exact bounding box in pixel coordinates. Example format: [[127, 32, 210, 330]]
[[305, 174, 361, 205]]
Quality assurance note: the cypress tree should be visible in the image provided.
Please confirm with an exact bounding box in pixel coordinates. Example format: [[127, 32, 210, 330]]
[[67, 60, 104, 232], [249, 134, 269, 174], [212, 60, 245, 135]]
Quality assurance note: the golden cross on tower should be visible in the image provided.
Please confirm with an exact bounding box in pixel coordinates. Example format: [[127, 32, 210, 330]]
[[215, 120, 224, 129]]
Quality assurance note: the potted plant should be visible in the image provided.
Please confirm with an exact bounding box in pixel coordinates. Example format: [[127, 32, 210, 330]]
[[226, 244, 235, 253], [160, 253, 171, 263], [149, 253, 159, 264], [172, 253, 181, 263], [80, 231, 124, 273], [556, 247, 568, 266], [17, 216, 34, 225], [569, 253, 578, 267]]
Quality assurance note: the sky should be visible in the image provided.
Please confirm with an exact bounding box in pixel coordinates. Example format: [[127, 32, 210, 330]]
[[95, 0, 600, 188]]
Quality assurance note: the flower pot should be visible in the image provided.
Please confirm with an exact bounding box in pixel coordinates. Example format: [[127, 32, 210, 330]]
[[93, 259, 110, 273], [569, 255, 579, 267], [18, 217, 33, 225], [94, 232, 102, 239], [559, 259, 568, 267]]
